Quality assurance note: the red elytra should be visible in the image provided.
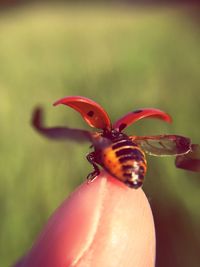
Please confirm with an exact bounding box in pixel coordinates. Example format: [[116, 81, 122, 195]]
[[32, 96, 200, 189], [53, 96, 111, 130]]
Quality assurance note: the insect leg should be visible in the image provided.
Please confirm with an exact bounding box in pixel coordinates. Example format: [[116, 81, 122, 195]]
[[86, 152, 100, 182]]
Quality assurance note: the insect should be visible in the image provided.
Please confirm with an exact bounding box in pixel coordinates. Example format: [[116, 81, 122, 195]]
[[32, 96, 200, 189]]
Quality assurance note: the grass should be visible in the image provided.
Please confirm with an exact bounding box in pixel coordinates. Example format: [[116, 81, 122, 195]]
[[0, 4, 200, 267]]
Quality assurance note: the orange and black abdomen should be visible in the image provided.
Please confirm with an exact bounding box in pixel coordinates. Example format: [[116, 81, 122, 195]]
[[101, 138, 147, 188]]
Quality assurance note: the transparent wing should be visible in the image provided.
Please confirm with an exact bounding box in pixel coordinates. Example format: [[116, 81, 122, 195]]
[[132, 134, 191, 156], [32, 107, 93, 142], [175, 144, 200, 172]]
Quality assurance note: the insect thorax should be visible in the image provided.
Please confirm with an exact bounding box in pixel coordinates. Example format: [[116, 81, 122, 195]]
[[102, 128, 128, 142]]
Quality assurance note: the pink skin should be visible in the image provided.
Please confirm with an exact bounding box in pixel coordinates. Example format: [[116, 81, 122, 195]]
[[14, 172, 156, 267]]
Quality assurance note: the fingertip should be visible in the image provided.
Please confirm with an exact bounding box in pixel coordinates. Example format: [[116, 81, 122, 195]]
[[76, 172, 156, 267], [17, 172, 155, 267]]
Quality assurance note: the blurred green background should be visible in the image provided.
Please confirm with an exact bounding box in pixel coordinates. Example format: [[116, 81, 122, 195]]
[[0, 3, 200, 267]]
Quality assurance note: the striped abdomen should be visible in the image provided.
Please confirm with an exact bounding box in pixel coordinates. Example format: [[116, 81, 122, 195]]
[[101, 138, 147, 188]]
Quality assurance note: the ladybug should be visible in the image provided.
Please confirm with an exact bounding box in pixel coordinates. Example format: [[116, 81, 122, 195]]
[[32, 96, 200, 189]]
